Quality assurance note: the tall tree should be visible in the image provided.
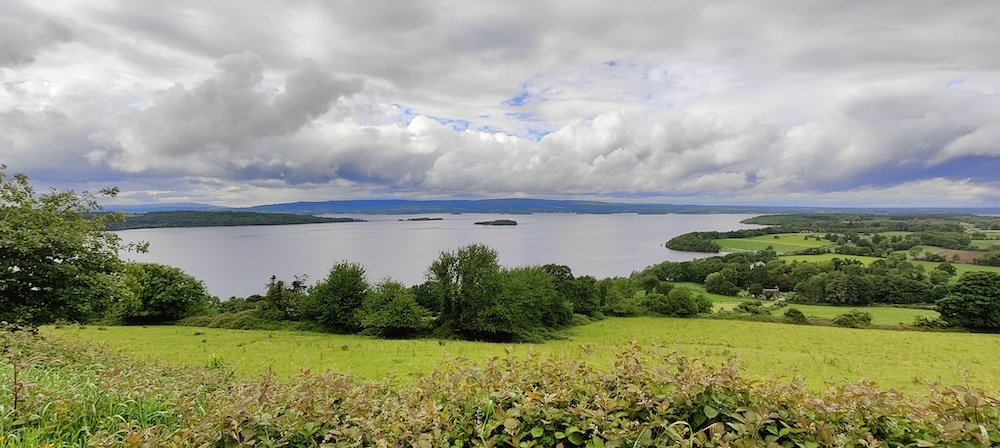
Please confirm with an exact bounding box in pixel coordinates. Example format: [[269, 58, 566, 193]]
[[0, 167, 142, 324], [301, 261, 369, 332]]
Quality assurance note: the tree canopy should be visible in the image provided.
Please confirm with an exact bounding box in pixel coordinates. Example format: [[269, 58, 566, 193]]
[[0, 167, 141, 324]]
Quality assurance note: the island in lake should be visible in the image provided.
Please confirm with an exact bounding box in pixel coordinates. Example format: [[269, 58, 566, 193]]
[[398, 217, 444, 221], [474, 219, 517, 226]]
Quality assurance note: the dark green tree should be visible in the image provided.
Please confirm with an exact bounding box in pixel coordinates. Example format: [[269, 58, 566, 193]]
[[665, 286, 699, 317], [261, 275, 308, 321], [117, 262, 214, 324], [358, 278, 428, 337], [0, 167, 142, 324], [936, 272, 1000, 331], [301, 262, 369, 331], [427, 244, 503, 331]]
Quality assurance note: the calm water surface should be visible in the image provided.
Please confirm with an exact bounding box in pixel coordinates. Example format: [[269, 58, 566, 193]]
[[117, 213, 760, 298]]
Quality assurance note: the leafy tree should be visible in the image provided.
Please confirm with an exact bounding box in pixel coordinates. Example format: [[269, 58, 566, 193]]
[[427, 244, 503, 331], [0, 167, 142, 324], [599, 277, 644, 316], [823, 272, 872, 305], [561, 275, 601, 317], [664, 286, 699, 317], [467, 266, 561, 341], [693, 293, 713, 314], [117, 262, 214, 324], [301, 262, 369, 332], [357, 278, 428, 337], [541, 264, 599, 317], [973, 247, 1000, 267], [261, 275, 308, 321], [936, 272, 1000, 331], [704, 272, 739, 296]]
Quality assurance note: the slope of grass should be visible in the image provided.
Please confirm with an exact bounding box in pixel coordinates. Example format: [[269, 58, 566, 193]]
[[46, 318, 1000, 393]]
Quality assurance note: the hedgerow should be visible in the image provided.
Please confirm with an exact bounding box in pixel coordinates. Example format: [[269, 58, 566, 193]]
[[2, 325, 998, 447]]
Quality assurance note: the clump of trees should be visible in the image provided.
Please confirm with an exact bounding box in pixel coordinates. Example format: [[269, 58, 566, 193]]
[[936, 272, 1000, 331]]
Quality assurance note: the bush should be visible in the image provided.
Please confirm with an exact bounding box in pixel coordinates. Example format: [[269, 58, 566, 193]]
[[783, 307, 808, 324], [357, 279, 428, 337], [694, 294, 713, 314], [734, 301, 771, 315], [832, 309, 873, 328], [116, 262, 215, 324], [300, 262, 369, 332], [570, 313, 592, 326]]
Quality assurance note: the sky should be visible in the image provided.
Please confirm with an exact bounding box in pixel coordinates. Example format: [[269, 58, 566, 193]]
[[2, 1, 1000, 208]]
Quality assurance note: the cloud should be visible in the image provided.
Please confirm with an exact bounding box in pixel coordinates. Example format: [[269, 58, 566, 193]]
[[91, 52, 363, 174], [4, 0, 1000, 207], [0, 16, 74, 69]]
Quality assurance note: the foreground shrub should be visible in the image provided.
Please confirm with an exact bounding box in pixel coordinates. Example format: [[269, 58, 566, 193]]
[[2, 326, 999, 447]]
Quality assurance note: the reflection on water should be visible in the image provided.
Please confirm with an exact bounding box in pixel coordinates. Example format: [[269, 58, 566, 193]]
[[117, 213, 760, 298]]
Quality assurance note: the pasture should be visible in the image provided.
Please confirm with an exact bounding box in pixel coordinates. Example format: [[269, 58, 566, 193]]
[[781, 253, 1000, 276], [711, 302, 937, 325], [714, 233, 830, 253], [47, 318, 1000, 393]]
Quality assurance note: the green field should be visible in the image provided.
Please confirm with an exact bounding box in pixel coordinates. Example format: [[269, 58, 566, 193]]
[[782, 253, 1000, 277], [673, 282, 751, 303], [779, 253, 882, 265], [47, 319, 1000, 393], [712, 302, 937, 325], [714, 233, 830, 253], [972, 239, 1000, 250]]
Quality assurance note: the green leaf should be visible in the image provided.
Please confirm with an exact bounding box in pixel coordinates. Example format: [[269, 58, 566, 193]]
[[531, 426, 544, 438], [704, 405, 719, 419], [568, 432, 584, 445]]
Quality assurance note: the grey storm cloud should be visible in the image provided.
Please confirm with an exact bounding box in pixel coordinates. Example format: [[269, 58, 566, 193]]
[[0, 16, 73, 69], [3, 0, 1000, 206], [91, 51, 363, 174]]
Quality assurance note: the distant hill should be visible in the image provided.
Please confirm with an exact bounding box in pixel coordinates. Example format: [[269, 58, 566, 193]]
[[103, 198, 1000, 216], [246, 198, 811, 215]]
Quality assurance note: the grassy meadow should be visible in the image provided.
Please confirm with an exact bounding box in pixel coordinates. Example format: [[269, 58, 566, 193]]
[[714, 233, 830, 253], [710, 302, 937, 325], [47, 317, 999, 393], [781, 252, 1000, 275]]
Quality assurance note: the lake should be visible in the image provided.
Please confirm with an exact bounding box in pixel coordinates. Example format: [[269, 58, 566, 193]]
[[116, 213, 760, 298]]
